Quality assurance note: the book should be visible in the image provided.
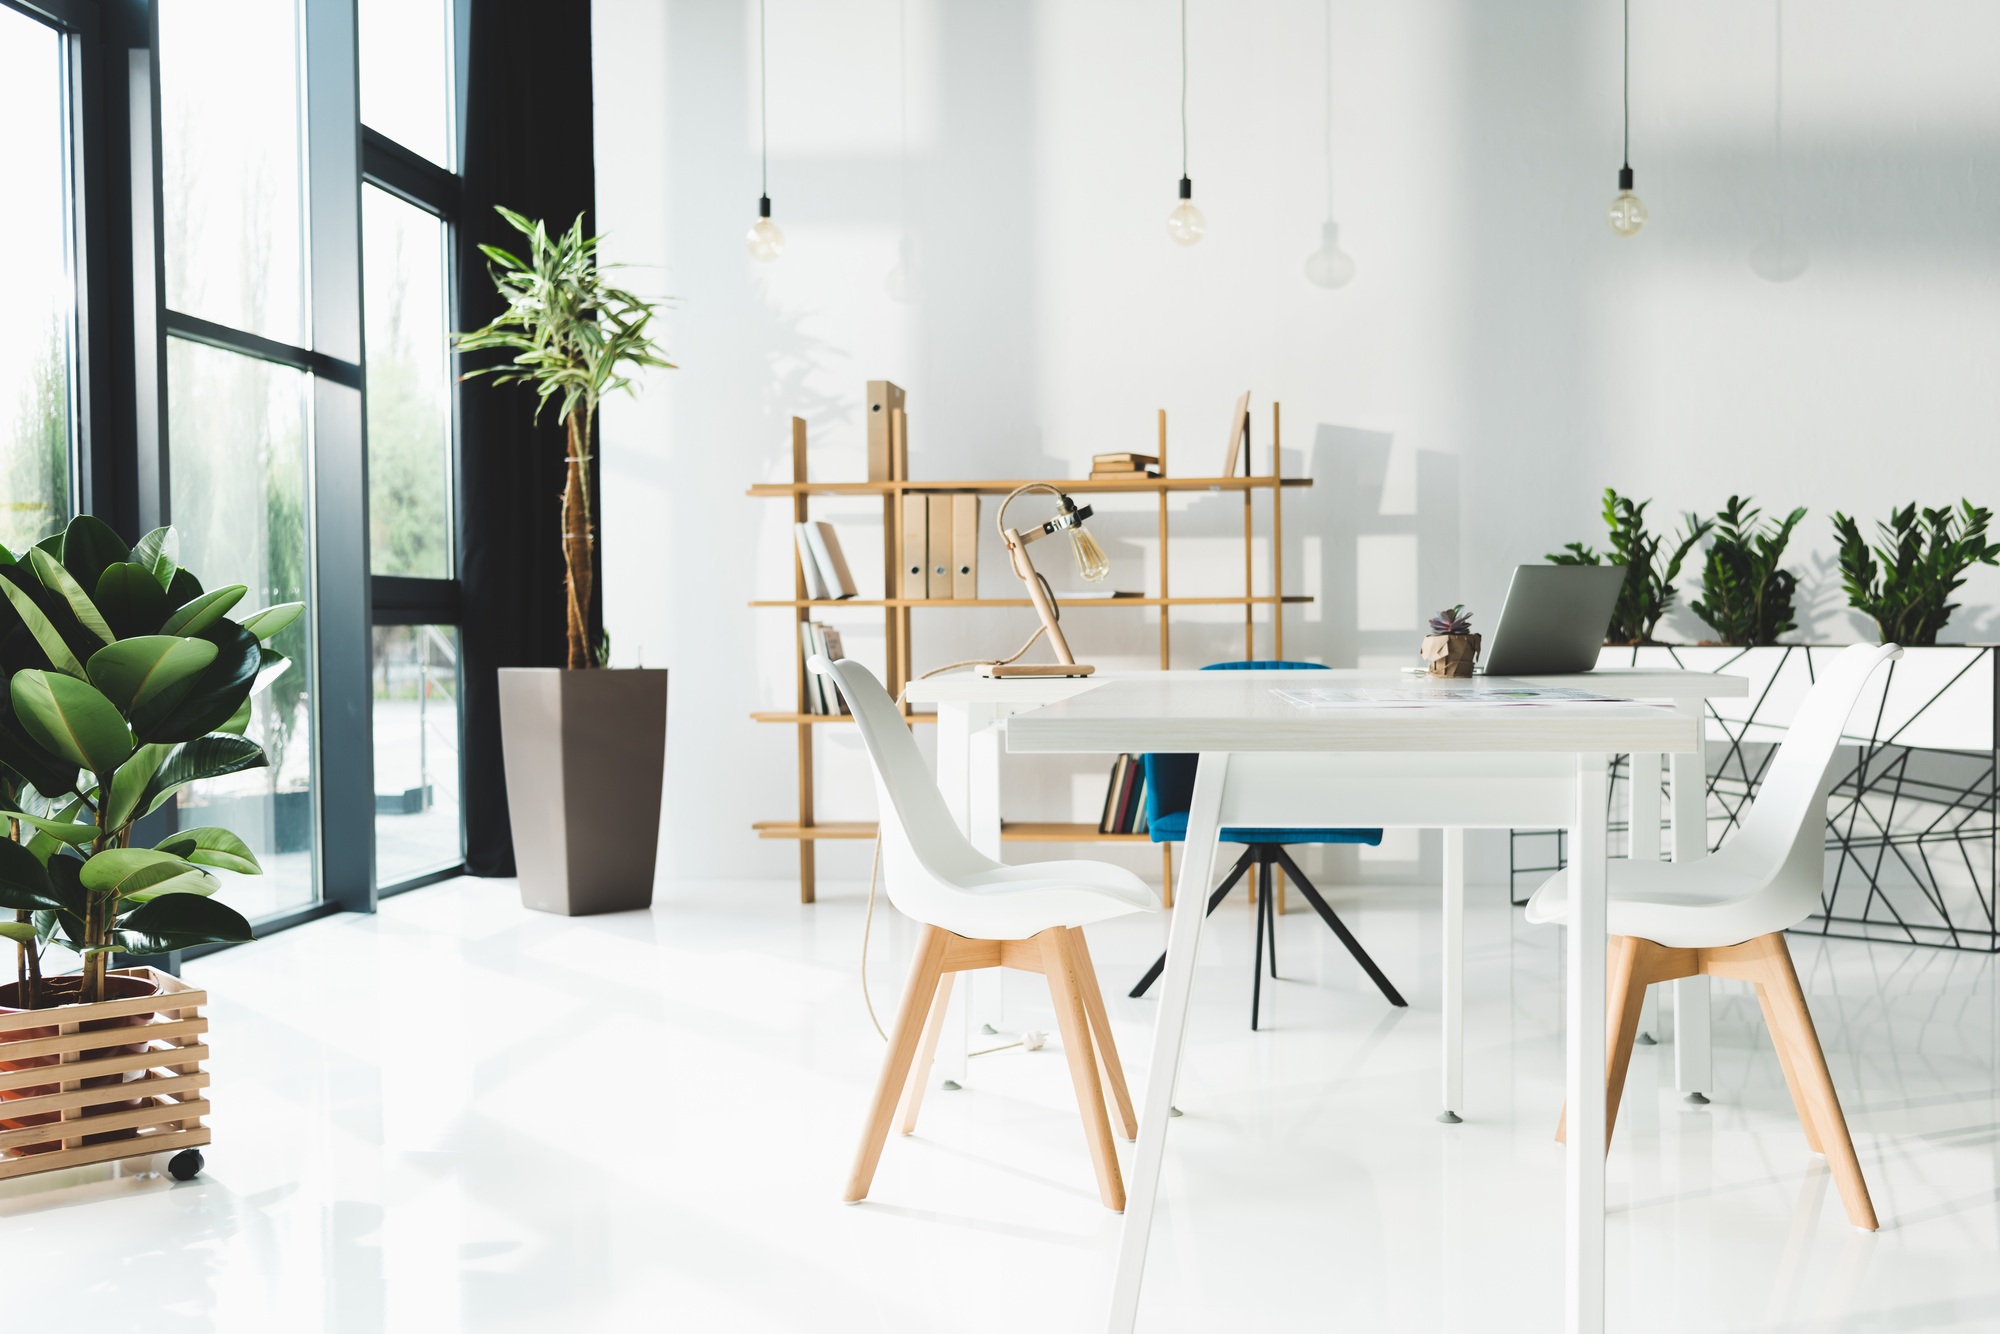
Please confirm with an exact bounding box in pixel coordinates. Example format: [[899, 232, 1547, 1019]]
[[1093, 453, 1159, 469], [1097, 755, 1130, 834], [1060, 589, 1142, 600], [1220, 389, 1250, 477], [867, 381, 906, 482], [793, 525, 830, 601], [818, 624, 850, 714], [950, 494, 979, 600], [804, 521, 857, 599], [799, 622, 827, 713], [1091, 468, 1160, 481]]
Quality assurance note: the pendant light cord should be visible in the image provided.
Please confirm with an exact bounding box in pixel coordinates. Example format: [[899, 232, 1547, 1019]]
[[759, 0, 769, 196], [1621, 0, 1631, 169], [1179, 0, 1189, 178]]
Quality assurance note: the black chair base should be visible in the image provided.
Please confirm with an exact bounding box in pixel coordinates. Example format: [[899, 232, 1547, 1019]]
[[1129, 845, 1407, 1029]]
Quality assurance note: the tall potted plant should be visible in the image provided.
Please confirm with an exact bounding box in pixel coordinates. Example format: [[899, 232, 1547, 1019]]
[[1547, 488, 1711, 644], [456, 208, 675, 915], [1690, 495, 1807, 646], [1832, 501, 2000, 645]]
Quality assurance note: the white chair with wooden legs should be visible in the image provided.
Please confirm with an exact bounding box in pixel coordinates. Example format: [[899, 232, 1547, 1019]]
[[812, 655, 1159, 1212], [1528, 641, 1900, 1231]]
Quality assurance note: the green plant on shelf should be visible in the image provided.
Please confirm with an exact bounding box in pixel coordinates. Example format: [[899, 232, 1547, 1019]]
[[0, 516, 301, 1007], [1689, 495, 1807, 646], [1547, 488, 1711, 644], [1832, 501, 2000, 646], [455, 208, 674, 671]]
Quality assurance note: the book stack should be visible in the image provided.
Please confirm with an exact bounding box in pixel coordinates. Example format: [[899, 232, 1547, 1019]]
[[1090, 452, 1160, 481], [793, 521, 858, 600], [798, 623, 849, 715], [1096, 754, 1149, 835]]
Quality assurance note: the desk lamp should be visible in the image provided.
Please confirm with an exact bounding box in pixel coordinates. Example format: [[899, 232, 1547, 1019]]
[[983, 483, 1109, 678]]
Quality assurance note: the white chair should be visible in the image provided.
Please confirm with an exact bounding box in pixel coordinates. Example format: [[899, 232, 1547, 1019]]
[[812, 655, 1161, 1211], [1527, 641, 1898, 1231]]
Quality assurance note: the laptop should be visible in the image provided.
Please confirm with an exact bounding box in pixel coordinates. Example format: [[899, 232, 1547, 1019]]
[[1478, 564, 1627, 675]]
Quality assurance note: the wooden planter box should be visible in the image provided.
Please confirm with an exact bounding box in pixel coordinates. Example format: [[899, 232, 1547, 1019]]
[[0, 967, 210, 1181]]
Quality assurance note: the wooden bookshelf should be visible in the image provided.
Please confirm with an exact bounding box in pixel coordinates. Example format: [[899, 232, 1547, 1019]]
[[751, 403, 1312, 902]]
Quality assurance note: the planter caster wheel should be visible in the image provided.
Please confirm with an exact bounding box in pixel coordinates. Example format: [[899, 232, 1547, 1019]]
[[168, 1149, 205, 1182]]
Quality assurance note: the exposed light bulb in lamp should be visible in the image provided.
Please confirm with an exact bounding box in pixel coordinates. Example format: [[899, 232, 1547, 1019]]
[[1166, 176, 1205, 246], [1607, 166, 1647, 237], [1749, 230, 1809, 283], [745, 195, 784, 262], [883, 235, 919, 303], [1069, 525, 1110, 582], [1304, 221, 1356, 289]]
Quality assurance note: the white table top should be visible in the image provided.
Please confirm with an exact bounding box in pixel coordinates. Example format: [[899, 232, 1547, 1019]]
[[1003, 673, 1702, 755], [905, 665, 1748, 708]]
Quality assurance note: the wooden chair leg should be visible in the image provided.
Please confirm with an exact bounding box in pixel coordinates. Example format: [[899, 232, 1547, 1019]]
[[1752, 981, 1824, 1154], [1749, 934, 1878, 1230], [896, 970, 957, 1136], [1558, 935, 1651, 1148], [1041, 928, 1126, 1211], [1064, 928, 1137, 1140], [845, 926, 951, 1202]]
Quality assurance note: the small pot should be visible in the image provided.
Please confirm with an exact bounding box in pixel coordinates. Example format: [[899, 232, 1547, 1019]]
[[1421, 632, 1482, 679], [0, 973, 162, 1151]]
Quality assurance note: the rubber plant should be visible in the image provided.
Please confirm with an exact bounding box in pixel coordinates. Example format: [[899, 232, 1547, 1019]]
[[1547, 489, 1711, 644], [1832, 501, 2000, 646], [454, 208, 673, 670], [1689, 495, 1808, 646], [0, 515, 299, 1007]]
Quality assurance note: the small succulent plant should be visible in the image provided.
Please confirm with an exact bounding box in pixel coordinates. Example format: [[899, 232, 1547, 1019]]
[[1428, 605, 1473, 636]]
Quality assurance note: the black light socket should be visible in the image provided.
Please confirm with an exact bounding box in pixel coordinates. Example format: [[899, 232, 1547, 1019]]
[[1179, 176, 1193, 200], [759, 194, 772, 218], [1617, 165, 1634, 191]]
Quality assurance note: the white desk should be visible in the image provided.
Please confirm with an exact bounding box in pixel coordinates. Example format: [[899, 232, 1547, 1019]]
[[907, 668, 1747, 1107], [904, 669, 1732, 1334]]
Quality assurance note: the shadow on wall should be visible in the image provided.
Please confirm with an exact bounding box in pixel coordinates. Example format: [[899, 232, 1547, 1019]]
[[1312, 423, 1462, 668]]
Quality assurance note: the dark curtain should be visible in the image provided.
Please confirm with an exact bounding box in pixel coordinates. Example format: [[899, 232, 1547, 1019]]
[[457, 0, 602, 876]]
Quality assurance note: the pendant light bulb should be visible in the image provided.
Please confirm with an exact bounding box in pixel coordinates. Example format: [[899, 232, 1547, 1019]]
[[1304, 221, 1356, 289], [1166, 176, 1206, 246], [746, 195, 784, 262], [884, 235, 920, 303], [1608, 166, 1647, 238]]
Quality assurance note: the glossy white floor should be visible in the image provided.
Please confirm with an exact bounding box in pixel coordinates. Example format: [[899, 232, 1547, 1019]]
[[5, 873, 1998, 1333]]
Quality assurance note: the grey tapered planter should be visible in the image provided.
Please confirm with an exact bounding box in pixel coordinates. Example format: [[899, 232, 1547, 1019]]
[[497, 667, 669, 916]]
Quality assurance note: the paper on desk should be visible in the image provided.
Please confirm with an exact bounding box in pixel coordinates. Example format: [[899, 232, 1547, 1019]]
[[1272, 685, 1628, 709]]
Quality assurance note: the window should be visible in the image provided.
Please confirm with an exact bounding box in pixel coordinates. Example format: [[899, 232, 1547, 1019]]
[[166, 339, 317, 922], [364, 186, 455, 577], [0, 6, 75, 553], [358, 0, 454, 170], [372, 625, 463, 884]]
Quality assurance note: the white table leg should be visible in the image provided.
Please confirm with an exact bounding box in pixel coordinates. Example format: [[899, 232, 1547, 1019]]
[[1566, 753, 1609, 1334], [1670, 731, 1712, 1098], [937, 703, 1002, 1085], [1105, 753, 1229, 1334], [1440, 827, 1465, 1123], [1629, 753, 1663, 1043]]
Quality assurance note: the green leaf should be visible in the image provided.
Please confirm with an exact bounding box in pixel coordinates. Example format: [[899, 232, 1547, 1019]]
[[134, 620, 262, 744], [0, 541, 13, 565], [9, 810, 98, 846], [79, 847, 216, 902], [155, 825, 262, 875], [43, 855, 87, 917], [87, 635, 219, 717], [214, 694, 253, 736], [94, 561, 171, 639], [57, 516, 131, 594], [137, 734, 268, 818], [129, 527, 180, 591], [0, 573, 86, 677], [164, 566, 203, 612], [160, 584, 247, 637], [0, 707, 79, 798], [29, 548, 113, 645], [113, 891, 254, 953], [105, 743, 172, 830], [0, 921, 36, 945], [8, 670, 135, 773], [237, 601, 305, 642], [0, 837, 62, 912]]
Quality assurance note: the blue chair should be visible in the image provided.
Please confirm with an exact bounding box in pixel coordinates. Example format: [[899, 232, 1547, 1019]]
[[1129, 661, 1408, 1029]]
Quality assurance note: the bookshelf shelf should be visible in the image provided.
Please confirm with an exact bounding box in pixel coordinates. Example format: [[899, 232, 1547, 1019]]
[[752, 402, 1310, 902]]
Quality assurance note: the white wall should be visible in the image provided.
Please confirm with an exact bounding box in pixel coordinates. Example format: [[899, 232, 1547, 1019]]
[[591, 0, 2000, 887]]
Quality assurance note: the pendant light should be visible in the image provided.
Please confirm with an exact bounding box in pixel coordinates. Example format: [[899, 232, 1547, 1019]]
[[1749, 0, 1808, 281], [745, 0, 784, 262], [1303, 0, 1355, 288], [1606, 0, 1647, 237], [1165, 0, 1205, 245]]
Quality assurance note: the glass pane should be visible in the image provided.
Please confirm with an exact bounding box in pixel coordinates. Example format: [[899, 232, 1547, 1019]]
[[0, 9, 73, 552], [364, 186, 454, 576], [159, 0, 305, 344], [167, 338, 316, 922], [359, 0, 452, 168], [373, 625, 462, 885]]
